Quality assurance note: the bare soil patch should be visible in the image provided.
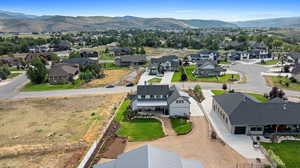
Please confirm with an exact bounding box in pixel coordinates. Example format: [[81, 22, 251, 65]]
[[0, 93, 125, 168], [145, 47, 198, 58], [82, 69, 131, 88], [100, 137, 127, 159]]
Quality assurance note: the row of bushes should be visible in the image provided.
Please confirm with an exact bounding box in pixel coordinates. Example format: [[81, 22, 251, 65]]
[[0, 66, 11, 80]]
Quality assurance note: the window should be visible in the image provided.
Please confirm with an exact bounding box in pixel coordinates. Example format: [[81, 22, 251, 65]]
[[176, 100, 184, 104]]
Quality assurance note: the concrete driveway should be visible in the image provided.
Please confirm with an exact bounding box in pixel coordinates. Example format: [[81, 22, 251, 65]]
[[189, 97, 204, 116], [200, 90, 265, 159], [138, 70, 157, 85], [160, 71, 174, 84]]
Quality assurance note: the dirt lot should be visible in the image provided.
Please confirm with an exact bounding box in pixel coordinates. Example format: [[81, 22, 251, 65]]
[[0, 93, 125, 168], [82, 69, 132, 88], [124, 117, 248, 168], [145, 47, 198, 58]]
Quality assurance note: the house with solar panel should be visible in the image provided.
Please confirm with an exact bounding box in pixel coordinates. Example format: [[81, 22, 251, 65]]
[[94, 145, 203, 168], [213, 92, 300, 135], [131, 84, 191, 117]]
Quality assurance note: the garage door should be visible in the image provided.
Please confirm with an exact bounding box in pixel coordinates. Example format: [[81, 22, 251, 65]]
[[234, 127, 246, 134]]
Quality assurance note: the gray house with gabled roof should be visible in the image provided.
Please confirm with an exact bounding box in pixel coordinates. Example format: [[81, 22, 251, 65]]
[[213, 92, 300, 135], [132, 84, 190, 117], [94, 145, 203, 168], [114, 55, 147, 66], [194, 61, 225, 77], [149, 55, 180, 75]]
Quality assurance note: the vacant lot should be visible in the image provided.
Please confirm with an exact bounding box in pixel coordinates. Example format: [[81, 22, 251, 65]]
[[145, 47, 198, 58], [0, 93, 125, 168], [82, 69, 131, 88]]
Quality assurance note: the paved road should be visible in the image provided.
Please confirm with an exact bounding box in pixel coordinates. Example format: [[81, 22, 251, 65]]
[[1, 62, 299, 99], [0, 73, 29, 99], [14, 86, 135, 99]]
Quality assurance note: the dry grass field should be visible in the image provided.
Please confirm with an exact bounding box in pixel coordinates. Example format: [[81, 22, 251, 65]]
[[145, 47, 198, 58], [0, 93, 125, 168], [81, 69, 132, 88]]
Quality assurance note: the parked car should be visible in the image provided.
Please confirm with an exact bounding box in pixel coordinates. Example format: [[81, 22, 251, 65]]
[[156, 74, 163, 77], [126, 82, 134, 87], [105, 84, 114, 88]]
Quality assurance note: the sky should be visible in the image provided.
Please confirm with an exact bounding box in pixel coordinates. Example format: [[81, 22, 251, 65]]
[[1, 0, 300, 21]]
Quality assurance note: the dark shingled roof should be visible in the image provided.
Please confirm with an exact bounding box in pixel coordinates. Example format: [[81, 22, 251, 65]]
[[62, 58, 97, 66], [49, 63, 79, 77], [137, 85, 170, 95], [116, 55, 147, 63], [213, 92, 300, 125]]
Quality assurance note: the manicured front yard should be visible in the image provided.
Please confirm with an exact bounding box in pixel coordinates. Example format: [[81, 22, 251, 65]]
[[147, 77, 162, 84], [7, 72, 22, 79], [261, 141, 300, 168], [171, 71, 182, 82], [102, 62, 128, 70], [22, 79, 82, 91], [171, 118, 192, 135], [267, 76, 300, 91], [258, 59, 280, 65], [184, 65, 240, 83], [218, 61, 230, 64], [211, 90, 268, 103], [115, 99, 165, 141]]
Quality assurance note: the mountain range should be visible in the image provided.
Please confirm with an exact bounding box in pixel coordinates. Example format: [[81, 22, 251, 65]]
[[0, 10, 300, 32]]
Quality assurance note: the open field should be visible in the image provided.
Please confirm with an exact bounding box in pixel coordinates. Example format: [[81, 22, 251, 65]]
[[0, 93, 125, 168], [265, 76, 300, 91], [145, 47, 198, 58], [262, 141, 300, 168], [82, 69, 132, 88]]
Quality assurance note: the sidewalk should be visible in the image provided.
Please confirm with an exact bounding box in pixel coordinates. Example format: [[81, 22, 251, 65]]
[[200, 90, 265, 159]]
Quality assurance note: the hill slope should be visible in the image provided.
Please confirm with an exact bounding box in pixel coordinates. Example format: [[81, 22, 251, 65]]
[[0, 11, 237, 32], [235, 17, 300, 28]]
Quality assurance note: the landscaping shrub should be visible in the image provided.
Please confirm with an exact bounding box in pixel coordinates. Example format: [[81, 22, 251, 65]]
[[192, 84, 204, 102], [171, 117, 192, 135], [267, 149, 286, 168]]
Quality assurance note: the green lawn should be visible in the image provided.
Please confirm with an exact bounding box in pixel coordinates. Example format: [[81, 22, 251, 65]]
[[22, 79, 82, 91], [184, 65, 240, 83], [100, 53, 115, 60], [247, 93, 268, 103], [211, 90, 268, 102], [171, 71, 182, 82], [219, 61, 230, 64], [147, 78, 162, 84], [211, 90, 227, 95], [258, 59, 280, 65], [7, 72, 22, 79], [115, 99, 165, 141], [102, 62, 128, 70], [171, 118, 192, 135], [261, 141, 300, 168], [270, 76, 300, 91]]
